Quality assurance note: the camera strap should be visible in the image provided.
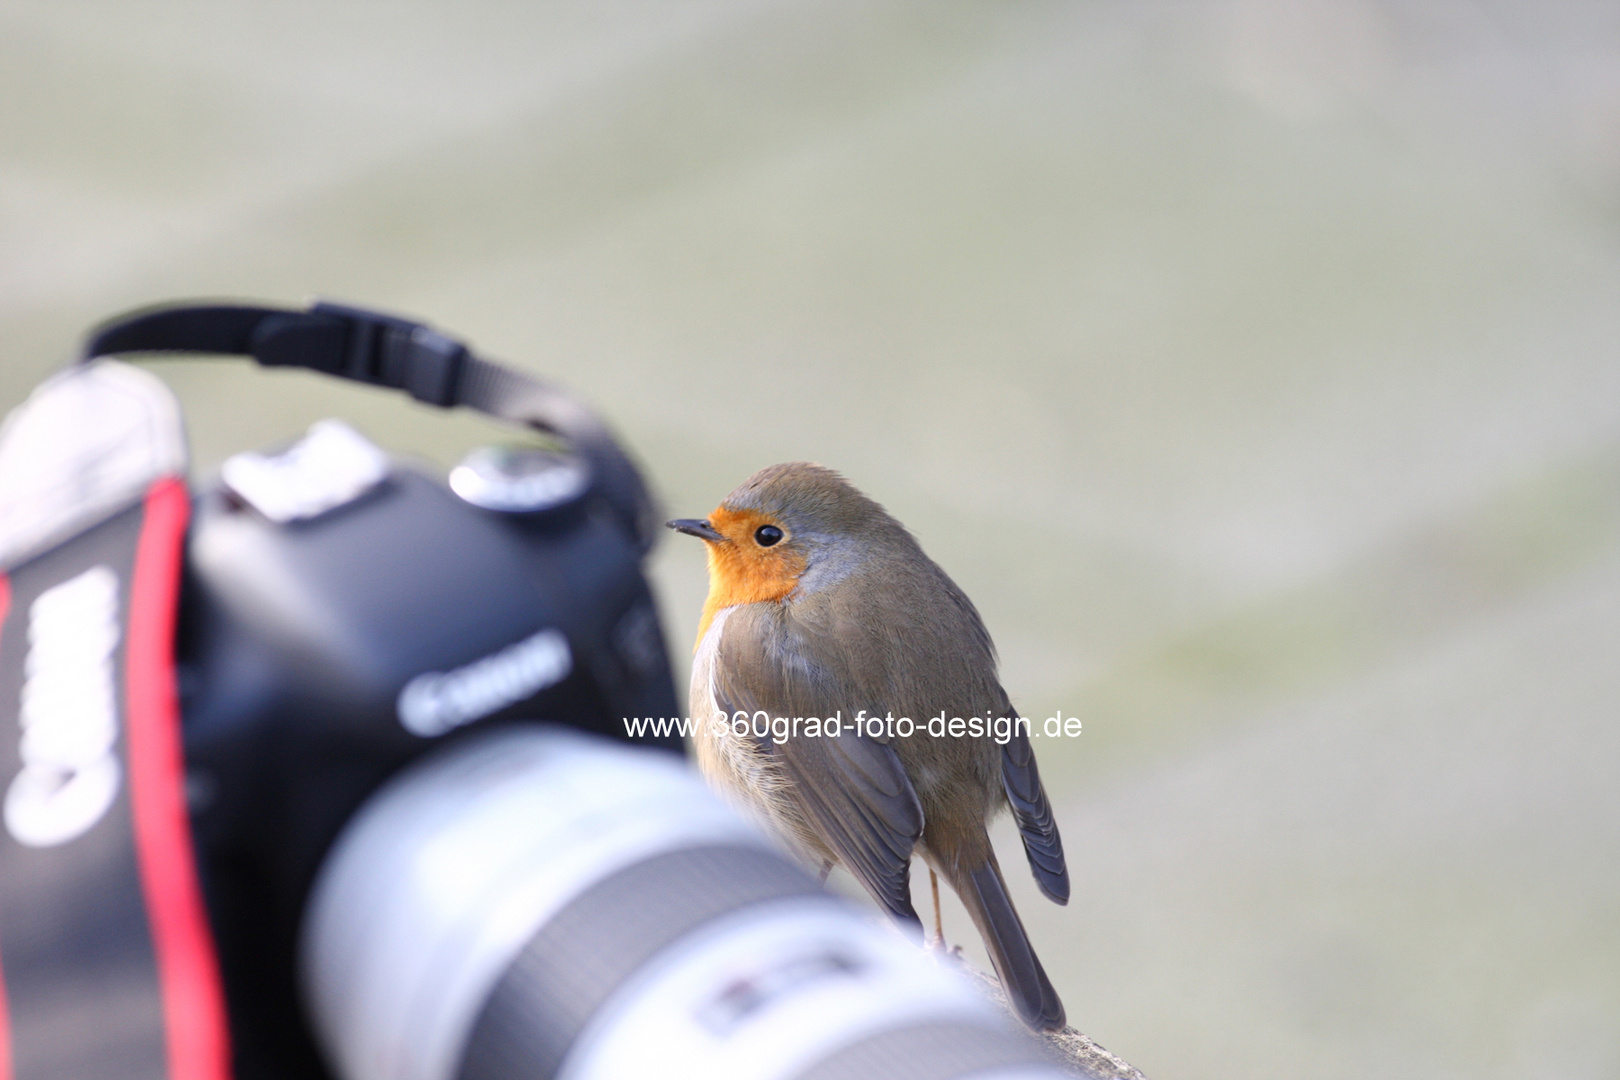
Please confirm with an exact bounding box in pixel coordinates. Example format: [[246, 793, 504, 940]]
[[81, 300, 661, 553], [0, 364, 231, 1080]]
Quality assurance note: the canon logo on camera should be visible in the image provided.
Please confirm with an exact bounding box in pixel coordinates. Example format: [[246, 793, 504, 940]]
[[396, 628, 573, 738]]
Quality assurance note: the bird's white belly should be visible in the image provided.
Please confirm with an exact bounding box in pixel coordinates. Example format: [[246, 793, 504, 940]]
[[688, 607, 824, 860]]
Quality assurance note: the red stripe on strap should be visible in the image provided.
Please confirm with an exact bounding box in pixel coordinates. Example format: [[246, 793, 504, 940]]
[[0, 572, 11, 1080], [125, 478, 232, 1080]]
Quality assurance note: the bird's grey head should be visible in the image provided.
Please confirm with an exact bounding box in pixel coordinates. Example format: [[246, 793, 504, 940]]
[[701, 462, 917, 595]]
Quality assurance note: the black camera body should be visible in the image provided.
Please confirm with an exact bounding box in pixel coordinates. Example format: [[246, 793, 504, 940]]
[[182, 452, 678, 1077], [0, 301, 679, 1079]]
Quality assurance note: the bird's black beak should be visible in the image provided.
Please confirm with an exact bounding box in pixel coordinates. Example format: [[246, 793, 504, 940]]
[[667, 518, 726, 542]]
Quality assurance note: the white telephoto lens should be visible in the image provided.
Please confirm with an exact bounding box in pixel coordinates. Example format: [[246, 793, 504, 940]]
[[301, 725, 1069, 1080]]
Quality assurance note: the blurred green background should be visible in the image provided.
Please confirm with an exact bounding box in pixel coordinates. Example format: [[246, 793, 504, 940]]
[[4, 2, 1619, 1076]]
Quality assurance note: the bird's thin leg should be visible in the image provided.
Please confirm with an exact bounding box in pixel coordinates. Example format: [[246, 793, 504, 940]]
[[928, 868, 946, 951], [818, 860, 833, 884]]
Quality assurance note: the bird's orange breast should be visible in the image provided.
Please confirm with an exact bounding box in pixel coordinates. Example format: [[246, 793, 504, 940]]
[[694, 505, 806, 649]]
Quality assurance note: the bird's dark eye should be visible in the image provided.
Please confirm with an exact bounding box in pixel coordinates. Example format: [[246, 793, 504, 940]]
[[754, 524, 784, 547]]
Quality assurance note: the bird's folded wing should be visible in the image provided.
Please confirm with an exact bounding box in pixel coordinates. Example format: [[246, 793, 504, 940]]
[[1001, 726, 1069, 904], [713, 606, 924, 923]]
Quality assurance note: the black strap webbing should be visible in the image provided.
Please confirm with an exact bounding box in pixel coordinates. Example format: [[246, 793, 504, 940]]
[[80, 301, 659, 552]]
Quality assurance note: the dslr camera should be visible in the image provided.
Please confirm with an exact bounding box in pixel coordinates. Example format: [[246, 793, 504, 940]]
[[0, 302, 1071, 1080]]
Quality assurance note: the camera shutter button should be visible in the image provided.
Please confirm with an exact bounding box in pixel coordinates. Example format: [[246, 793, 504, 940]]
[[449, 447, 590, 514]]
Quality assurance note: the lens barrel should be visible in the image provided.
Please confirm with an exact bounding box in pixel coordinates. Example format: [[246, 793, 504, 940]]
[[301, 726, 1068, 1080]]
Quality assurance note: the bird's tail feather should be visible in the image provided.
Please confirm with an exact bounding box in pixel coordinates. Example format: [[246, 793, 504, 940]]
[[1001, 727, 1069, 904], [950, 855, 1066, 1031]]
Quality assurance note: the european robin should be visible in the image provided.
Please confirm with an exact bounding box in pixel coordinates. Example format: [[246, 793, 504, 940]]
[[668, 461, 1069, 1031]]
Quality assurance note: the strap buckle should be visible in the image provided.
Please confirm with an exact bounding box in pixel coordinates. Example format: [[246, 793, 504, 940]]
[[254, 303, 467, 407]]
